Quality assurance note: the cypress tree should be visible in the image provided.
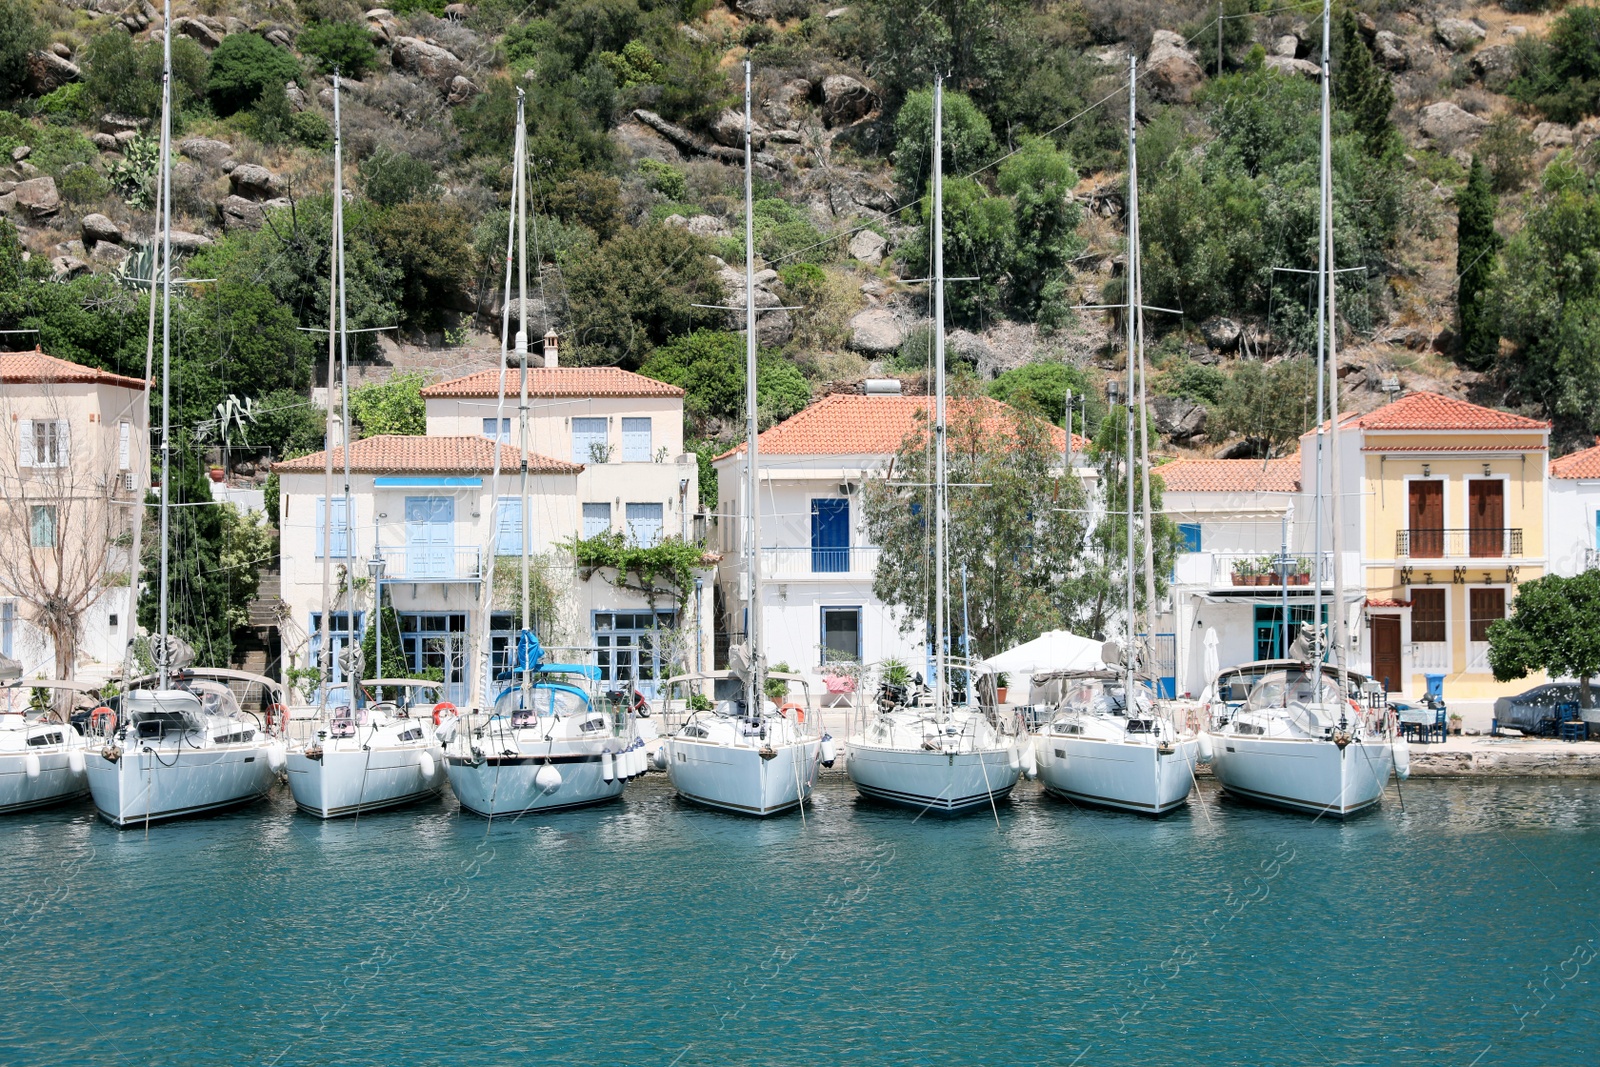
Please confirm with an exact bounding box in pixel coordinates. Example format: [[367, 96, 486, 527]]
[[1333, 9, 1396, 157], [1457, 154, 1501, 365]]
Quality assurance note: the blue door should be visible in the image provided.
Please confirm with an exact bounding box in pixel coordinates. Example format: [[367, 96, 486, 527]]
[[811, 499, 849, 573], [406, 497, 455, 578]]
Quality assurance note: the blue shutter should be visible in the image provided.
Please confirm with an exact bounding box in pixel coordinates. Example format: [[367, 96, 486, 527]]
[[1178, 523, 1203, 552], [621, 417, 652, 462], [316, 497, 350, 558], [625, 503, 663, 546], [572, 418, 607, 463], [811, 499, 849, 572], [583, 502, 612, 539], [496, 497, 523, 555], [483, 417, 510, 443]]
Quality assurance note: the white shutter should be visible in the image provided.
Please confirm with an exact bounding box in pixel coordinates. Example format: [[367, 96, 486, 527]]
[[55, 420, 69, 468], [18, 420, 33, 468], [119, 422, 130, 470]]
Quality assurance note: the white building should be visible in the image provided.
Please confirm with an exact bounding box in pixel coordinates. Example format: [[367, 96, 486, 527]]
[[1549, 439, 1600, 577], [711, 390, 1084, 694], [273, 349, 708, 706], [0, 348, 149, 678]]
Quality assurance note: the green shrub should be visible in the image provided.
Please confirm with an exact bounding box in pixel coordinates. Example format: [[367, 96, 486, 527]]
[[298, 20, 378, 78], [36, 82, 92, 122], [84, 31, 208, 122], [359, 148, 438, 207], [350, 372, 426, 436], [58, 165, 109, 206], [289, 109, 332, 149], [28, 125, 99, 180], [1155, 359, 1227, 406], [637, 157, 686, 201], [988, 362, 1102, 432], [107, 134, 161, 209], [893, 88, 996, 199], [208, 33, 303, 116], [0, 0, 45, 100]]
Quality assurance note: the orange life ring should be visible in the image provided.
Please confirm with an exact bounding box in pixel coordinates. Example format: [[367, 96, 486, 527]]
[[779, 702, 804, 723], [267, 702, 289, 729], [432, 701, 458, 726], [89, 706, 116, 735]]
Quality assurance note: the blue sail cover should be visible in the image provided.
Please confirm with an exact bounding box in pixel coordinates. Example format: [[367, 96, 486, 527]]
[[496, 629, 600, 681]]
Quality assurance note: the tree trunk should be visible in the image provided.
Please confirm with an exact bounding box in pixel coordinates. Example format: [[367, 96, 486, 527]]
[[51, 621, 77, 681], [1582, 677, 1593, 709]]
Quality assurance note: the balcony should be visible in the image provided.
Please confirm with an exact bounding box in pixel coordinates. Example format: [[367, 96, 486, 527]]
[[373, 546, 482, 582], [759, 546, 881, 579], [1395, 528, 1523, 560], [1207, 551, 1334, 589]]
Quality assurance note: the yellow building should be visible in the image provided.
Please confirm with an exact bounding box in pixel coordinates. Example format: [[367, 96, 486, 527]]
[[1339, 392, 1549, 701]]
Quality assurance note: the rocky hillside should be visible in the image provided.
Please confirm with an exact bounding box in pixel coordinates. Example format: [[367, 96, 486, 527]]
[[2, 0, 1598, 463]]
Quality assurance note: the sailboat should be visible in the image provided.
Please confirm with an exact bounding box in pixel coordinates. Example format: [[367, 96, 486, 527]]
[[284, 74, 445, 819], [1034, 56, 1200, 816], [659, 61, 823, 817], [84, 3, 285, 826], [1206, 0, 1404, 818], [843, 77, 1026, 815], [442, 88, 643, 818], [0, 676, 90, 815]]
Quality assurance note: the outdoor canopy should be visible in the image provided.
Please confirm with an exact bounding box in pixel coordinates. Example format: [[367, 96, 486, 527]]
[[985, 630, 1107, 676]]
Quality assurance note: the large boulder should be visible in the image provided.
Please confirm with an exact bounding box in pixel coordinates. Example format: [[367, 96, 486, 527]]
[[1435, 17, 1486, 53], [1150, 396, 1207, 441], [848, 228, 887, 267], [1419, 101, 1489, 142], [179, 137, 234, 166], [81, 213, 123, 247], [173, 16, 224, 49], [391, 36, 468, 93], [365, 9, 400, 44], [12, 176, 60, 219], [446, 74, 480, 106], [1373, 30, 1409, 71], [1146, 30, 1203, 104], [1265, 55, 1320, 79], [228, 163, 282, 200], [710, 108, 766, 149], [168, 230, 213, 252], [1200, 316, 1241, 352], [26, 50, 81, 95], [847, 307, 904, 353], [218, 194, 290, 230], [821, 74, 876, 127], [1471, 44, 1516, 91], [1534, 121, 1574, 149]]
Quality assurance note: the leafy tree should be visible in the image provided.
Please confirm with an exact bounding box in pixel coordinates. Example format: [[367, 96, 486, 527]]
[[359, 603, 413, 681], [84, 31, 209, 121], [458, 73, 615, 179], [638, 329, 810, 430], [861, 0, 1031, 116], [1154, 358, 1227, 406], [1209, 358, 1319, 457], [892, 88, 996, 200], [1489, 570, 1600, 708], [174, 280, 315, 437], [299, 20, 378, 78], [1510, 5, 1600, 122], [251, 387, 327, 458], [1492, 157, 1600, 430], [540, 171, 623, 242], [1457, 155, 1501, 366], [0, 0, 45, 100], [986, 361, 1100, 434], [860, 394, 1093, 658], [900, 176, 1015, 325], [350, 372, 426, 437], [208, 33, 303, 116], [0, 221, 145, 375], [1332, 7, 1396, 157], [359, 148, 439, 207], [996, 136, 1082, 317], [563, 223, 723, 368], [370, 202, 474, 331]]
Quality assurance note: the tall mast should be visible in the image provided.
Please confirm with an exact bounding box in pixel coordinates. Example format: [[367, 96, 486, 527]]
[[315, 80, 340, 708], [155, 0, 174, 689], [932, 76, 949, 710], [1123, 56, 1137, 706], [334, 74, 358, 687], [743, 61, 765, 717], [1322, 0, 1350, 694], [515, 90, 532, 711], [1310, 1, 1330, 668]]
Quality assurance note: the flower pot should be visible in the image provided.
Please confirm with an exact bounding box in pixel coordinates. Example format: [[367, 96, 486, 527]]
[[1233, 574, 1246, 586], [997, 687, 1008, 704], [208, 467, 225, 483]]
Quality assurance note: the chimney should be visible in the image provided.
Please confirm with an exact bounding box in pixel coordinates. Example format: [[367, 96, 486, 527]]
[[543, 329, 560, 368]]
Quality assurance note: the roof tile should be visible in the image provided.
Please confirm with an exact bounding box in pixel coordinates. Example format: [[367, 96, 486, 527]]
[[1551, 440, 1600, 480], [0, 347, 148, 391], [272, 435, 582, 475], [421, 367, 684, 399], [1349, 392, 1549, 431], [1157, 454, 1301, 493]]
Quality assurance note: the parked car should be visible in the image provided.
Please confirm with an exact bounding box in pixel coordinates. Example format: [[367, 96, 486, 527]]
[[1493, 682, 1596, 735]]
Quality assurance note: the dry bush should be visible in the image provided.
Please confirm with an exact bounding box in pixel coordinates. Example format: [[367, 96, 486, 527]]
[[1081, 0, 1209, 51]]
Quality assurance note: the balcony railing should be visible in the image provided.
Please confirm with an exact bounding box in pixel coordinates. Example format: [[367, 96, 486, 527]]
[[759, 546, 881, 579], [1396, 528, 1522, 559], [374, 545, 482, 582], [1207, 551, 1334, 589]]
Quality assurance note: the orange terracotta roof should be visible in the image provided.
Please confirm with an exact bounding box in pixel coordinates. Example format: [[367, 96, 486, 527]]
[[0, 347, 147, 391], [420, 367, 683, 399], [1360, 445, 1545, 453], [715, 394, 1085, 460], [1551, 440, 1600, 479], [1366, 597, 1411, 609], [1157, 454, 1301, 493], [272, 435, 582, 475], [1347, 392, 1549, 431]]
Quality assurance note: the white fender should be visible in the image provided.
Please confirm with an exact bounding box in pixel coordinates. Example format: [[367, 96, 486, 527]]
[[819, 735, 837, 767], [630, 746, 644, 777], [535, 763, 563, 794], [417, 750, 436, 779], [24, 753, 40, 779], [1196, 732, 1215, 764], [266, 743, 287, 774], [1021, 742, 1038, 780], [1393, 737, 1411, 781], [435, 717, 458, 745], [68, 748, 86, 775], [1008, 744, 1021, 771], [653, 744, 669, 770], [601, 750, 615, 782]]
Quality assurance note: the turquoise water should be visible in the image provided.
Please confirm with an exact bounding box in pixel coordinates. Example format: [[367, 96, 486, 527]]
[[2, 777, 1597, 1067]]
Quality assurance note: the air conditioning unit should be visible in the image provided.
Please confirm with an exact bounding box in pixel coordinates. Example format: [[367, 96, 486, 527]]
[[123, 472, 135, 492]]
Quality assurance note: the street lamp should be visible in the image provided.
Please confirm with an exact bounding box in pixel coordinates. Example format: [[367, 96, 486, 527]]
[[693, 576, 704, 674], [367, 547, 386, 693]]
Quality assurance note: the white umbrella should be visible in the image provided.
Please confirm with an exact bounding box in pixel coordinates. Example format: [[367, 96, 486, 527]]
[[1203, 627, 1220, 682], [988, 630, 1106, 675]]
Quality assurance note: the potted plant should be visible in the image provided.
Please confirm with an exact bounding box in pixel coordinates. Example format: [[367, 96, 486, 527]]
[[1232, 559, 1251, 586], [996, 672, 1010, 704], [1448, 712, 1463, 736]]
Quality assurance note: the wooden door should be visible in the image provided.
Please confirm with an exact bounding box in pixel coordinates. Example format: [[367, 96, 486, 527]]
[[1408, 480, 1444, 557], [1469, 480, 1504, 557], [1371, 615, 1402, 693]]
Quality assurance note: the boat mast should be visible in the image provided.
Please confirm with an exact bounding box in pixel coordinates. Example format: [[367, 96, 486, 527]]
[[1309, 0, 1330, 671], [742, 60, 765, 718], [1123, 56, 1137, 708], [932, 75, 949, 711], [334, 74, 358, 692], [516, 89, 533, 713], [1321, 0, 1350, 696], [155, 0, 174, 690], [1132, 60, 1157, 673]]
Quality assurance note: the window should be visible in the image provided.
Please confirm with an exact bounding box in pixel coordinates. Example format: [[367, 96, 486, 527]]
[[811, 499, 849, 573], [625, 502, 663, 546], [1178, 523, 1203, 552], [621, 417, 652, 461], [118, 421, 131, 470], [495, 496, 523, 555], [1, 602, 13, 658], [593, 610, 677, 691], [30, 505, 57, 548], [1411, 589, 1446, 644], [19, 419, 67, 468], [483, 417, 511, 443], [821, 607, 862, 664], [315, 496, 351, 558], [1469, 589, 1506, 643], [572, 418, 608, 463], [582, 502, 612, 539]]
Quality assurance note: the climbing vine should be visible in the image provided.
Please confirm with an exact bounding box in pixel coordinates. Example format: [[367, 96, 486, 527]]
[[569, 531, 710, 607]]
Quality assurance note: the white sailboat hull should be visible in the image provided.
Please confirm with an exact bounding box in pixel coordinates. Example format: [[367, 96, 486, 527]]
[[0, 748, 88, 814], [287, 743, 445, 819], [446, 747, 624, 818], [1210, 734, 1395, 818], [665, 737, 820, 816], [845, 743, 1021, 815], [1035, 735, 1198, 815], [85, 741, 281, 827]]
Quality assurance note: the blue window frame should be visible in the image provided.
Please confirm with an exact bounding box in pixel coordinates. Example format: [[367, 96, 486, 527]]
[[483, 417, 511, 443], [315, 496, 351, 558], [583, 502, 611, 539], [1, 601, 13, 658], [1178, 522, 1203, 552], [572, 418, 608, 463], [625, 502, 663, 546], [811, 498, 849, 573], [495, 497, 522, 555], [621, 417, 652, 462], [820, 606, 861, 664]]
